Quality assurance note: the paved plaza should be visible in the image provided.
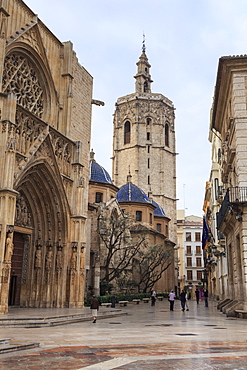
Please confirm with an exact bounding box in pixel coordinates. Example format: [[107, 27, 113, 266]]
[[0, 299, 247, 369]]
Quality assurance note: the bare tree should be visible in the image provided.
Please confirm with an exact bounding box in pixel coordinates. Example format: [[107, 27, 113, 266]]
[[135, 243, 174, 293], [97, 209, 146, 284]]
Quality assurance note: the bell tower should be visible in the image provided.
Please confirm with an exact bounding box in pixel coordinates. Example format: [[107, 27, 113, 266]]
[[112, 42, 177, 243], [134, 40, 153, 93]]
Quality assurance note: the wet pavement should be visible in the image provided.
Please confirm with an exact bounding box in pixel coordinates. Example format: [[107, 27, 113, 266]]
[[0, 299, 247, 369]]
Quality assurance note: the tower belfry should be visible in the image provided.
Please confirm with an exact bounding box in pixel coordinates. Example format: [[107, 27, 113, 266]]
[[134, 37, 153, 93], [112, 42, 177, 243]]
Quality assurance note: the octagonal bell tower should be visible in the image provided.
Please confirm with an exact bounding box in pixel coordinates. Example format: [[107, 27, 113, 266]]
[[112, 42, 177, 243]]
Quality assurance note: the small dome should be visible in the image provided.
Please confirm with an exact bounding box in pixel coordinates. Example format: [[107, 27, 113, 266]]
[[152, 200, 166, 217], [117, 183, 151, 203], [90, 160, 113, 184]]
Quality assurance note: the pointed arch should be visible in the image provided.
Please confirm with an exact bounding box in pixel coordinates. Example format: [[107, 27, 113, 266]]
[[124, 120, 131, 144], [165, 123, 169, 147], [4, 39, 59, 125], [13, 156, 71, 307]]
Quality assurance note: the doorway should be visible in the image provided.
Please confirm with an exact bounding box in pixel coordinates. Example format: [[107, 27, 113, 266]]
[[8, 232, 25, 306]]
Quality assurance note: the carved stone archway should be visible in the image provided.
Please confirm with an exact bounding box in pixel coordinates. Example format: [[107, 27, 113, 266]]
[[13, 158, 71, 308]]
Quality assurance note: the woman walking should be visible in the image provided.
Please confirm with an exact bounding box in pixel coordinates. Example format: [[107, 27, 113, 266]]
[[90, 295, 99, 323]]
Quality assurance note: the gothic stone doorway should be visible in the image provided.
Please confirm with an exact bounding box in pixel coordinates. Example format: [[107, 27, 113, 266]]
[[8, 232, 26, 306]]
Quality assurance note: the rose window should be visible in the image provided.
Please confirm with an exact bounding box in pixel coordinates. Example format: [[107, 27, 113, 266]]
[[2, 53, 44, 118]]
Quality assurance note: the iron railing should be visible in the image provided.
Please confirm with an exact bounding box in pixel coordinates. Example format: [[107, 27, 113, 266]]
[[217, 187, 247, 229]]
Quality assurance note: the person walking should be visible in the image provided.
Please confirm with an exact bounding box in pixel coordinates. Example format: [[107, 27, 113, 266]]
[[90, 295, 99, 323], [195, 288, 200, 304], [185, 291, 189, 311], [180, 290, 186, 312], [204, 289, 208, 307], [168, 290, 175, 311], [151, 288, 156, 306]]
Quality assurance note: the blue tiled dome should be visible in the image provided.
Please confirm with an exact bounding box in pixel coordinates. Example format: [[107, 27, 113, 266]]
[[152, 200, 166, 217], [90, 160, 113, 184], [117, 183, 151, 203]]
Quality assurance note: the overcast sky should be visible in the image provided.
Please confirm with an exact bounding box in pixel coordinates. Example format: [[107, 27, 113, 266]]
[[24, 0, 247, 217]]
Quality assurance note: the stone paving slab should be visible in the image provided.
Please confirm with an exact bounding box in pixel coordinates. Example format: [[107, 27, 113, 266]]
[[1, 341, 247, 369], [0, 300, 247, 369]]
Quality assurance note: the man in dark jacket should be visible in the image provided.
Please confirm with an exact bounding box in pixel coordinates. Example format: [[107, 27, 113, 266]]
[[180, 290, 186, 312], [90, 295, 99, 323]]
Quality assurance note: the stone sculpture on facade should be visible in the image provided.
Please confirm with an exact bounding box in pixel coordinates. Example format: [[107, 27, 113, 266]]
[[34, 244, 42, 269], [4, 233, 14, 263]]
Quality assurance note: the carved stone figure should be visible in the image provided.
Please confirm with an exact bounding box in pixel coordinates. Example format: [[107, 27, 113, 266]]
[[35, 245, 42, 268], [45, 246, 53, 270], [4, 233, 14, 263], [70, 249, 77, 270], [56, 247, 63, 270]]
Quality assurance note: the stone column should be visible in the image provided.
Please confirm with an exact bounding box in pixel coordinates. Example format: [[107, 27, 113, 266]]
[[68, 244, 78, 307], [0, 94, 18, 313], [94, 254, 101, 296], [0, 2, 9, 92]]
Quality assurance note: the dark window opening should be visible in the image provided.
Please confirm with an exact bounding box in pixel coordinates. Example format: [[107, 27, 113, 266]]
[[148, 158, 150, 168], [147, 146, 150, 153], [166, 225, 168, 237], [196, 258, 202, 267], [187, 270, 193, 280], [124, 121, 131, 144], [149, 213, 152, 224], [186, 232, 191, 241], [136, 211, 142, 222], [165, 123, 169, 147], [147, 118, 151, 125], [197, 270, 202, 280], [144, 81, 148, 92], [95, 192, 103, 203], [187, 257, 192, 267], [148, 175, 150, 185], [147, 132, 150, 140], [195, 232, 201, 242], [196, 246, 201, 254], [214, 178, 219, 200], [186, 246, 191, 254], [156, 223, 161, 232]]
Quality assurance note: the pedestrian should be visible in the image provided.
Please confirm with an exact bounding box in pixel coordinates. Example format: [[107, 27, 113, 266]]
[[151, 288, 156, 306], [90, 295, 99, 323], [168, 290, 175, 311], [204, 289, 208, 307], [195, 288, 200, 304], [180, 289, 186, 312], [185, 291, 189, 311]]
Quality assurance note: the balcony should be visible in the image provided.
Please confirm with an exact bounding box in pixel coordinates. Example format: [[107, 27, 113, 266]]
[[217, 187, 247, 229]]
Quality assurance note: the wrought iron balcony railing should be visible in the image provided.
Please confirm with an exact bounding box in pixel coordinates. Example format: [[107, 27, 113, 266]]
[[217, 187, 247, 229]]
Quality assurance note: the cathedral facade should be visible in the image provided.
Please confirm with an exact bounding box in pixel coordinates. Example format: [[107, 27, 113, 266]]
[[0, 0, 92, 313]]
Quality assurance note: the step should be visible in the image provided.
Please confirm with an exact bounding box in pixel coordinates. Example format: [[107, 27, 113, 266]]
[[0, 339, 39, 354], [0, 310, 127, 327]]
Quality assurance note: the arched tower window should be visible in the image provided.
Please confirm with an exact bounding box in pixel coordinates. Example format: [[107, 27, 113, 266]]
[[165, 123, 169, 147], [146, 118, 151, 125], [124, 121, 131, 144], [144, 81, 148, 92]]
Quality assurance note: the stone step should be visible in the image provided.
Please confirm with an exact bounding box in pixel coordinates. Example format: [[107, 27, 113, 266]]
[[0, 310, 126, 327], [0, 339, 39, 354]]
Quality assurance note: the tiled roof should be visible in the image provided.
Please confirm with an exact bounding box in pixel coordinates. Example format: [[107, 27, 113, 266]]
[[90, 161, 113, 184], [116, 183, 151, 203], [152, 200, 166, 217]]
